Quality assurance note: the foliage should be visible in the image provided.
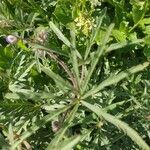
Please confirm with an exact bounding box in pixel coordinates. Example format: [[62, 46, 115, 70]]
[[0, 0, 150, 149]]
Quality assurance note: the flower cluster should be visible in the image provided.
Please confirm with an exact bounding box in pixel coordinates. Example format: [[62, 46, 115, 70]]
[[74, 13, 94, 36]]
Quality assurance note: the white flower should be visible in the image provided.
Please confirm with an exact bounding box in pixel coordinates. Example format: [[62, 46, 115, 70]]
[[6, 35, 18, 44]]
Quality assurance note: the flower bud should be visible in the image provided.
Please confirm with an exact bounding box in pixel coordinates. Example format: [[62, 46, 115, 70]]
[[6, 35, 18, 44]]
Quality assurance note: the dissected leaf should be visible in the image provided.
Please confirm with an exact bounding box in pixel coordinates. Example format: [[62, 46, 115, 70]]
[[81, 100, 150, 150], [12, 104, 73, 149], [83, 61, 150, 99]]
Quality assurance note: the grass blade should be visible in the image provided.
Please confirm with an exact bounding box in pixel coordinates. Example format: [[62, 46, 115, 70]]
[[81, 100, 150, 150]]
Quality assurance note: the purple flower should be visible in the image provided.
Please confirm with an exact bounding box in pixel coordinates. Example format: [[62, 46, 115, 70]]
[[6, 35, 18, 44]]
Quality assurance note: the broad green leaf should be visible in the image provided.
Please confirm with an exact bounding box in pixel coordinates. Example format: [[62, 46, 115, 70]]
[[0, 46, 14, 69], [131, 0, 147, 23], [81, 100, 150, 150], [82, 61, 150, 99], [140, 18, 150, 25]]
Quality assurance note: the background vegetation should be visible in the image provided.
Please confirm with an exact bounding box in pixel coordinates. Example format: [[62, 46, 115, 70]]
[[0, 0, 150, 149]]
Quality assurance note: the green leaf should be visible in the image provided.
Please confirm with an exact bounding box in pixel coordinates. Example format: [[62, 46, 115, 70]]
[[81, 100, 150, 150], [58, 135, 82, 150], [144, 35, 150, 44], [11, 104, 73, 149], [17, 61, 35, 81], [114, 1, 126, 27], [49, 132, 89, 150], [70, 49, 80, 89], [0, 133, 9, 149], [5, 91, 56, 102], [8, 124, 14, 147], [26, 12, 39, 26], [132, 0, 147, 23], [31, 44, 68, 57], [47, 102, 80, 149], [84, 9, 106, 60], [130, 0, 148, 32], [106, 39, 144, 53], [0, 46, 14, 69], [81, 23, 114, 94], [54, 0, 73, 25], [112, 29, 126, 42], [143, 46, 150, 59], [41, 66, 73, 91], [145, 25, 150, 35], [104, 99, 131, 111], [17, 40, 29, 51], [49, 21, 72, 48], [82, 61, 150, 99], [27, 0, 47, 19]]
